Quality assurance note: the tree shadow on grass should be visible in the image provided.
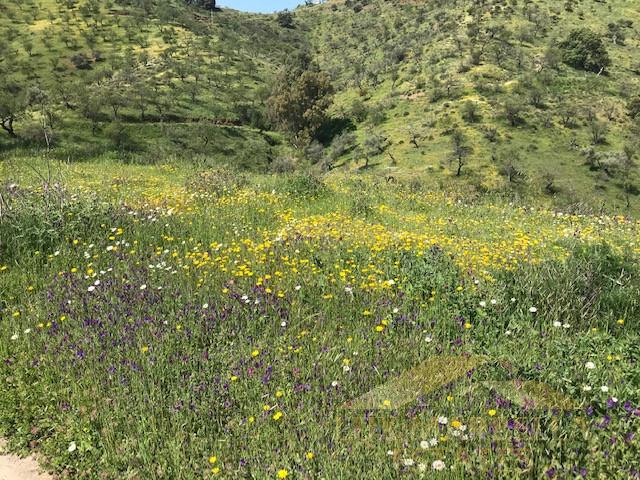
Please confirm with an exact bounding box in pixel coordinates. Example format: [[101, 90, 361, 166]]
[[317, 117, 355, 146]]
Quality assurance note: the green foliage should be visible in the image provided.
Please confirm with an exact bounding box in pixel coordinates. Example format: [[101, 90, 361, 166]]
[[559, 28, 611, 73], [103, 121, 138, 153], [461, 100, 480, 123], [185, 167, 247, 196], [629, 97, 640, 120], [589, 119, 609, 145], [450, 128, 472, 176], [267, 69, 334, 147], [503, 96, 526, 126], [276, 10, 294, 28], [184, 0, 216, 10], [361, 131, 387, 167], [0, 185, 115, 261], [0, 79, 27, 138], [282, 171, 327, 197], [501, 243, 640, 329]]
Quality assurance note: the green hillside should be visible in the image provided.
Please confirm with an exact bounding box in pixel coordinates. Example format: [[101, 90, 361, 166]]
[[296, 0, 640, 212], [0, 0, 300, 164], [1, 0, 640, 214]]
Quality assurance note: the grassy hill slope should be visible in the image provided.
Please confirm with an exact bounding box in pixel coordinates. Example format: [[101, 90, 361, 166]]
[[1, 0, 640, 214], [296, 0, 640, 213], [0, 0, 301, 164]]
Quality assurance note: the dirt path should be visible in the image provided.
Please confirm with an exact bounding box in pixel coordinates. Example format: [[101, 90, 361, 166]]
[[0, 439, 53, 480]]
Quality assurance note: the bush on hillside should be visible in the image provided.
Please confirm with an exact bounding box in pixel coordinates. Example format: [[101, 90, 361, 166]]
[[559, 28, 611, 73], [628, 97, 640, 119]]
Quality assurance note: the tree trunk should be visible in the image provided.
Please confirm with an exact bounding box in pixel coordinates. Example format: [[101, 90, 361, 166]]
[[1, 117, 17, 138]]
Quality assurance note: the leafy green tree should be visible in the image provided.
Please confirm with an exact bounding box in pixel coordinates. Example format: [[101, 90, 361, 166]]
[[590, 119, 609, 145], [276, 10, 294, 28], [559, 103, 577, 128], [104, 121, 138, 153], [559, 28, 611, 73], [184, 0, 216, 10], [325, 131, 356, 170], [542, 45, 562, 70], [628, 97, 640, 120], [407, 125, 421, 148], [27, 86, 56, 150], [267, 69, 334, 147], [498, 148, 527, 184], [78, 88, 105, 135], [504, 97, 525, 126], [361, 132, 387, 168], [461, 100, 480, 123], [450, 129, 472, 176], [621, 143, 638, 209], [304, 141, 325, 165], [526, 82, 545, 108], [0, 81, 26, 138], [606, 22, 627, 46]]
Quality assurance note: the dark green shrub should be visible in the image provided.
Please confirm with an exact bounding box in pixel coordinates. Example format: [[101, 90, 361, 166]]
[[282, 172, 327, 197], [559, 28, 611, 73]]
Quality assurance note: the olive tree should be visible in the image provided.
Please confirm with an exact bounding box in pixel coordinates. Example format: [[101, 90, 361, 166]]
[[450, 129, 472, 176]]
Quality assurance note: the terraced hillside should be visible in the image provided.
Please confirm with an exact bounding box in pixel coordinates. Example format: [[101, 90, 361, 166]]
[[296, 0, 640, 212], [2, 0, 640, 213], [0, 0, 301, 165]]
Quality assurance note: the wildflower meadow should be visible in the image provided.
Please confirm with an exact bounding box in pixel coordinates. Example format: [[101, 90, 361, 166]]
[[0, 160, 639, 479]]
